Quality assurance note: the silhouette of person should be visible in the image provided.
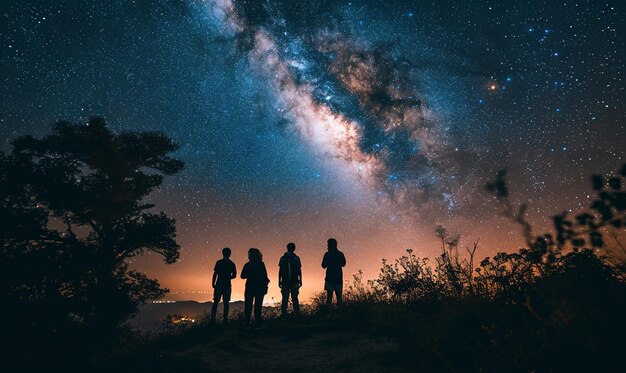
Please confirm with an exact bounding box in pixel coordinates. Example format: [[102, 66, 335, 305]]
[[241, 248, 270, 328], [322, 238, 346, 317], [210, 247, 237, 324], [279, 242, 302, 317]]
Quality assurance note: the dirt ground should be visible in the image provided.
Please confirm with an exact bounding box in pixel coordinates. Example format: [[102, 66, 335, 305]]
[[107, 317, 413, 372]]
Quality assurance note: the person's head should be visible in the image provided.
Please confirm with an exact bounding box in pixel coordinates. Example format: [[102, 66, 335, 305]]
[[248, 248, 262, 262], [327, 238, 338, 251], [286, 242, 296, 253], [222, 247, 231, 258]]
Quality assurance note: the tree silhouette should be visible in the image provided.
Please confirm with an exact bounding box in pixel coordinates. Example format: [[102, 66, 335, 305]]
[[0, 117, 184, 352]]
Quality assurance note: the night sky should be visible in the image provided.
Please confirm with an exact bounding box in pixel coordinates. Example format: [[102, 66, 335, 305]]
[[1, 0, 624, 302]]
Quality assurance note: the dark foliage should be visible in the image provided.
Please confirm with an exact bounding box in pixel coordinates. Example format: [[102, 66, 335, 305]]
[[336, 164, 626, 371], [0, 118, 184, 371]]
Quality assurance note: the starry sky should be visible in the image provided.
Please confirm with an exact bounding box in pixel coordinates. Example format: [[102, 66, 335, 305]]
[[1, 0, 624, 302]]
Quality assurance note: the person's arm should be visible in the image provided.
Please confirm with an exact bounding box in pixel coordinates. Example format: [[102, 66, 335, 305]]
[[297, 257, 302, 287], [231, 262, 237, 279], [262, 263, 270, 284], [322, 253, 328, 269], [241, 263, 248, 279], [212, 271, 218, 288], [278, 257, 283, 288], [340, 252, 346, 267]]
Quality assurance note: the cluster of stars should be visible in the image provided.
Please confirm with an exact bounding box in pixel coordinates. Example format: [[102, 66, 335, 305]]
[[0, 0, 623, 300]]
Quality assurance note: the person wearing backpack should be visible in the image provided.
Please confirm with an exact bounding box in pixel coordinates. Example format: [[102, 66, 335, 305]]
[[278, 242, 302, 317], [241, 248, 270, 329], [322, 238, 346, 317]]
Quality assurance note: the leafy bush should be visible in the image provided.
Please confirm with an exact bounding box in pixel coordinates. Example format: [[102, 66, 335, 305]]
[[336, 164, 626, 371]]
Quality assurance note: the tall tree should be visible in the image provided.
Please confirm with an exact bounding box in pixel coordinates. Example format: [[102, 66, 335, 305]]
[[0, 117, 184, 345]]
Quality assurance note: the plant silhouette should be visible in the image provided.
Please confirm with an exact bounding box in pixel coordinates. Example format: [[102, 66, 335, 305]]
[[332, 163, 626, 371], [0, 117, 184, 370]]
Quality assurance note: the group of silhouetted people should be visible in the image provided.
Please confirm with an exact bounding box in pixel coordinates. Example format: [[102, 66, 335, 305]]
[[210, 238, 346, 328]]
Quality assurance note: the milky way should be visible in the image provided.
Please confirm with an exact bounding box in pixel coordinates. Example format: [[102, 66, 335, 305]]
[[1, 0, 623, 301], [211, 0, 472, 218]]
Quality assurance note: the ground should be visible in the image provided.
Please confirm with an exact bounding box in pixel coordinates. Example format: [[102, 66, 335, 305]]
[[100, 317, 412, 372]]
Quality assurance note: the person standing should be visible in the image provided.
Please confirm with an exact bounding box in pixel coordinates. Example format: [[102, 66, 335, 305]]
[[322, 238, 346, 317], [210, 247, 237, 324], [241, 248, 270, 329], [278, 242, 302, 317]]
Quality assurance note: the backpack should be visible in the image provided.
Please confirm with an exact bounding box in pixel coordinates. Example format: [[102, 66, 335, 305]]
[[280, 254, 301, 285]]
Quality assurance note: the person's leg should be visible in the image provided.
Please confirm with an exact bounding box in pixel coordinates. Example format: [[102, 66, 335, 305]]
[[244, 292, 253, 325], [291, 286, 300, 315], [223, 287, 231, 323], [281, 287, 289, 316], [210, 290, 221, 322], [326, 289, 333, 316], [254, 294, 264, 326], [336, 285, 343, 315]]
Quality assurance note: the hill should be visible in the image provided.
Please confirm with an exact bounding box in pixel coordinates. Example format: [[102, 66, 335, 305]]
[[98, 317, 410, 372]]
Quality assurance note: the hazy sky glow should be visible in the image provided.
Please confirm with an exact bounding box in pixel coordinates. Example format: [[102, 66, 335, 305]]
[[1, 0, 624, 302]]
